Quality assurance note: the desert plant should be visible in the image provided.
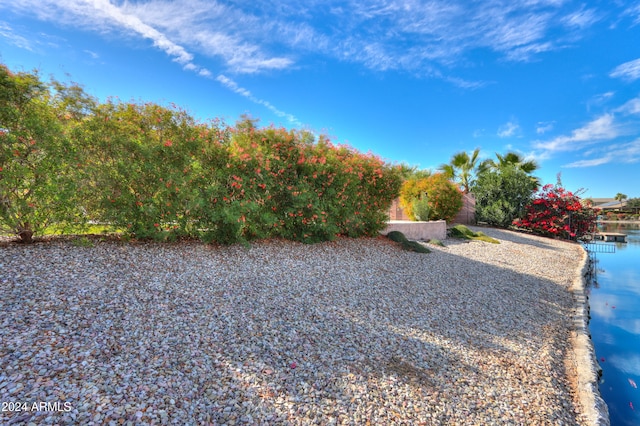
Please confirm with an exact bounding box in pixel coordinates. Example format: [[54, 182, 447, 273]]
[[386, 230, 409, 243], [411, 193, 432, 221], [386, 231, 429, 252], [439, 148, 481, 193], [1, 62, 404, 245], [472, 166, 534, 227], [401, 240, 431, 253], [399, 173, 463, 222], [0, 65, 86, 242], [449, 225, 499, 243]]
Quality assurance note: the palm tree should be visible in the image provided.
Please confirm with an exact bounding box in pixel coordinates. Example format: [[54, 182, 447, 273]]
[[479, 151, 540, 190], [614, 193, 628, 208], [438, 148, 481, 193]]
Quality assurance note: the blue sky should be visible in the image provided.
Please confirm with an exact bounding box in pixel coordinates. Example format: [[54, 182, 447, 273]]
[[1, 0, 639, 199]]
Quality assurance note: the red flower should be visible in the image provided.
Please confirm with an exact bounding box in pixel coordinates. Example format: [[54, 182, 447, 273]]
[[164, 140, 173, 147]]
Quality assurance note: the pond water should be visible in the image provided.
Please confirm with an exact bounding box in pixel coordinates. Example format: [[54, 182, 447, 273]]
[[587, 222, 640, 426]]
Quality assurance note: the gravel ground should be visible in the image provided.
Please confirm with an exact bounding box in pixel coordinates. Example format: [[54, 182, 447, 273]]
[[1, 227, 591, 425]]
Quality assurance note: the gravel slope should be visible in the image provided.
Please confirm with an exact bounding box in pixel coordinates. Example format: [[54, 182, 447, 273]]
[[1, 227, 592, 425]]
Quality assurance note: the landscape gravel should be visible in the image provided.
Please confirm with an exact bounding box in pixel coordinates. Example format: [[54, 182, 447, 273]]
[[0, 227, 591, 425]]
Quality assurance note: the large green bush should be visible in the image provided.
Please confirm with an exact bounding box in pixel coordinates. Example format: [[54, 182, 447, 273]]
[[0, 65, 85, 242], [1, 63, 402, 244], [472, 166, 534, 227]]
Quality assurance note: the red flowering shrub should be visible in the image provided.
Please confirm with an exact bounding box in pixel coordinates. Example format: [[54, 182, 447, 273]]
[[512, 184, 598, 240]]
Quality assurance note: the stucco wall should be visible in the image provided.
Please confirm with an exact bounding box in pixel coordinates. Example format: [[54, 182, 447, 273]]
[[381, 220, 447, 241]]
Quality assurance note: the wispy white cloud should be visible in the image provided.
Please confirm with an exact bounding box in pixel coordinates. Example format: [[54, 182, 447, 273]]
[[536, 95, 640, 167], [497, 121, 521, 138], [1, 0, 611, 83], [586, 91, 615, 112], [564, 156, 612, 168], [535, 113, 619, 152], [1, 0, 300, 124], [624, 4, 640, 25], [610, 58, 640, 81], [564, 139, 640, 168], [0, 21, 34, 51], [216, 75, 300, 126], [83, 49, 99, 59], [615, 97, 640, 116], [119, 0, 294, 74], [536, 121, 555, 134], [561, 7, 600, 29]]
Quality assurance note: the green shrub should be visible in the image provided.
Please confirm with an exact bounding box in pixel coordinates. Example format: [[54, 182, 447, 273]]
[[449, 225, 499, 243], [0, 63, 404, 245], [472, 167, 534, 227], [386, 230, 408, 243], [411, 194, 432, 221], [401, 240, 431, 253], [386, 231, 430, 253], [0, 65, 87, 242], [399, 173, 463, 222]]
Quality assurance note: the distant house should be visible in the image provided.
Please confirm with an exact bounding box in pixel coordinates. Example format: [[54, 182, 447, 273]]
[[590, 198, 628, 210]]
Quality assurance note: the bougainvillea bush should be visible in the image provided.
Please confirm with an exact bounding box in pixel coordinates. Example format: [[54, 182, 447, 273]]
[[512, 183, 598, 240], [399, 173, 463, 223]]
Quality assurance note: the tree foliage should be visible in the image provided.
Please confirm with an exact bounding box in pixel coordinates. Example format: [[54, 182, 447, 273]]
[[478, 151, 539, 191], [399, 173, 463, 222], [0, 65, 85, 242], [0, 63, 403, 244], [438, 148, 481, 193], [627, 197, 640, 208], [472, 166, 534, 227]]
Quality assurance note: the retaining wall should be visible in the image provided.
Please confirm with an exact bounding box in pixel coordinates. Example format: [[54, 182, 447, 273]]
[[380, 220, 447, 241]]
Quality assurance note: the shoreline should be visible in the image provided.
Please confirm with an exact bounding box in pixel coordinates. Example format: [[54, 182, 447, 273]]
[[568, 245, 610, 425], [597, 220, 640, 224], [0, 228, 608, 424]]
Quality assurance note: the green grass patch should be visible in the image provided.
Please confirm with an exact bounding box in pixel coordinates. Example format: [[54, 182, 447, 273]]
[[449, 225, 499, 244], [428, 239, 445, 246]]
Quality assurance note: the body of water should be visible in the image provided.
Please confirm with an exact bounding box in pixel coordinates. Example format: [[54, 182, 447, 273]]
[[587, 222, 640, 426]]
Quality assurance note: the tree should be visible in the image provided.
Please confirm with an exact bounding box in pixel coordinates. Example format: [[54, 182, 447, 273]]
[[472, 166, 535, 227], [478, 151, 539, 190], [0, 65, 84, 242], [627, 197, 640, 209], [395, 162, 432, 181], [614, 193, 628, 207], [438, 148, 481, 193]]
